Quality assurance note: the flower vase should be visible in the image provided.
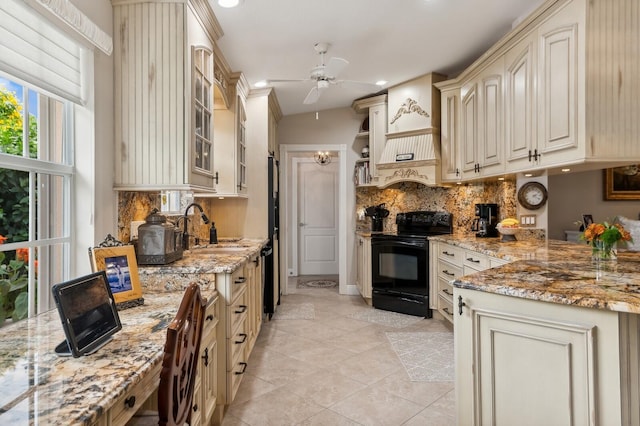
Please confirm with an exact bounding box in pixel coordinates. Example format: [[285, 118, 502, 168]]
[[592, 240, 617, 262]]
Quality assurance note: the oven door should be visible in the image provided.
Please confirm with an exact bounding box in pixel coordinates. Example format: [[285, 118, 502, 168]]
[[371, 237, 428, 295]]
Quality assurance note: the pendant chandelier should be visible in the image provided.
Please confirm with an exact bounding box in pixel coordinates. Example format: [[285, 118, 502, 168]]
[[314, 151, 331, 165]]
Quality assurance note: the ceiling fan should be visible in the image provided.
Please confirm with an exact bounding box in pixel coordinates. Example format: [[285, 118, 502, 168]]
[[268, 42, 379, 105]]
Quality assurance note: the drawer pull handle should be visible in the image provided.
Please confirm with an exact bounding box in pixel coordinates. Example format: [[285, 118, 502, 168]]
[[235, 305, 247, 314], [235, 333, 248, 344], [442, 288, 452, 296], [466, 257, 480, 263], [206, 314, 214, 321], [442, 307, 454, 317], [235, 362, 248, 375], [443, 270, 455, 276], [202, 347, 209, 367], [235, 277, 247, 284], [442, 251, 454, 257], [124, 396, 136, 409], [458, 295, 466, 315]]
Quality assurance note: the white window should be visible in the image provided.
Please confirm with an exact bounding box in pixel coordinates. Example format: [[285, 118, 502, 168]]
[[0, 76, 73, 325]]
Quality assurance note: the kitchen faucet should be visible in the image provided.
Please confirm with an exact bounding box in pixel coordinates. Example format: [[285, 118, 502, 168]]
[[182, 203, 210, 250]]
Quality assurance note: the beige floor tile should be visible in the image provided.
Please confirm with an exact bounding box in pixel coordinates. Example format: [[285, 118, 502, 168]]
[[371, 374, 454, 406], [329, 385, 425, 426], [230, 372, 281, 405], [226, 386, 324, 426], [297, 409, 364, 425], [220, 412, 250, 426], [332, 350, 403, 385], [403, 390, 455, 426], [287, 342, 357, 369], [279, 368, 368, 408], [245, 347, 320, 387]]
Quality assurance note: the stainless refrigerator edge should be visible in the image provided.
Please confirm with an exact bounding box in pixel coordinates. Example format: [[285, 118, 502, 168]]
[[264, 155, 280, 319]]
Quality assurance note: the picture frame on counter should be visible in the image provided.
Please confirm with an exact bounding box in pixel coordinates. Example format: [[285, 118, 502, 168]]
[[89, 245, 144, 309], [604, 165, 640, 200]]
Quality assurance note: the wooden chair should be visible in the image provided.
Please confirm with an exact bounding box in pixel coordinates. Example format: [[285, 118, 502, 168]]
[[129, 283, 206, 426]]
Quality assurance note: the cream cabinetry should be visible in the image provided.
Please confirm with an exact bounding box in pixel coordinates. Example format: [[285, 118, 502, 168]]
[[246, 252, 263, 353], [112, 0, 228, 192], [454, 287, 623, 425], [439, 87, 462, 182], [355, 234, 372, 302], [192, 294, 218, 425], [352, 94, 387, 187], [460, 58, 505, 178], [437, 0, 640, 181], [430, 240, 508, 324], [213, 73, 249, 197]]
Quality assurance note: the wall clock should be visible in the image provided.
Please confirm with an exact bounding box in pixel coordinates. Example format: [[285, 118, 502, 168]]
[[517, 182, 548, 210]]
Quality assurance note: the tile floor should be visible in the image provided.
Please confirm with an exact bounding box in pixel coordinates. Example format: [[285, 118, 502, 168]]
[[221, 276, 455, 426]]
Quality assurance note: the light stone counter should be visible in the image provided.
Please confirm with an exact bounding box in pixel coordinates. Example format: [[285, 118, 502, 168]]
[[0, 290, 216, 425], [430, 234, 640, 314]]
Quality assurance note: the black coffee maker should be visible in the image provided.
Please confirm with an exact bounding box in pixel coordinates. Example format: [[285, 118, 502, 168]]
[[472, 203, 499, 238]]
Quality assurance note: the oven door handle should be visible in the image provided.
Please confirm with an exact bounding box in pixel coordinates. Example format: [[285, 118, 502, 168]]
[[371, 239, 426, 249]]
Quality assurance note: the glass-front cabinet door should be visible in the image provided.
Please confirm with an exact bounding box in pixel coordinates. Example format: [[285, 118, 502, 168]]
[[193, 47, 214, 177]]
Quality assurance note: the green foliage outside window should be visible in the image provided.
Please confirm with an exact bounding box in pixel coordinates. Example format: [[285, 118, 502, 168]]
[[0, 86, 37, 324]]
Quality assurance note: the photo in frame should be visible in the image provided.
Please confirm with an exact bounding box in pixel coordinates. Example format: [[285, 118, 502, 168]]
[[604, 165, 640, 200], [89, 245, 143, 308], [582, 214, 594, 227]]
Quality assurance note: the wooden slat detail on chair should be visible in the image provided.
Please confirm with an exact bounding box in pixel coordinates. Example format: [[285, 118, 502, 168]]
[[158, 283, 206, 426]]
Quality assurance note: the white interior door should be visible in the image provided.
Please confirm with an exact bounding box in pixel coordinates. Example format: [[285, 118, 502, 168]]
[[297, 159, 339, 275]]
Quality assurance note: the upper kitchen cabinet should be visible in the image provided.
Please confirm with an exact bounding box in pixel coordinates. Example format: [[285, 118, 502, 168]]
[[437, 0, 640, 181], [213, 72, 249, 197], [460, 58, 505, 179], [352, 94, 387, 187], [439, 86, 462, 182], [112, 0, 230, 192]]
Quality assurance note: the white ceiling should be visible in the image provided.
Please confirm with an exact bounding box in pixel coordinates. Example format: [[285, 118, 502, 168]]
[[209, 0, 545, 117]]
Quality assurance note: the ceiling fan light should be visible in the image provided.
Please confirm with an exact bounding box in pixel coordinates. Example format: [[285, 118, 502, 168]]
[[218, 0, 241, 8]]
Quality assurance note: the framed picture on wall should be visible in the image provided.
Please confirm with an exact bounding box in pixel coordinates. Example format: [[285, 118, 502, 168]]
[[604, 165, 640, 200]]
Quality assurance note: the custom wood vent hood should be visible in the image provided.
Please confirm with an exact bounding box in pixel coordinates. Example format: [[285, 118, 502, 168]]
[[375, 73, 447, 188]]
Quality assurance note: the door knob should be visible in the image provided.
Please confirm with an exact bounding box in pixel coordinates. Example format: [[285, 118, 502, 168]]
[[299, 222, 306, 226]]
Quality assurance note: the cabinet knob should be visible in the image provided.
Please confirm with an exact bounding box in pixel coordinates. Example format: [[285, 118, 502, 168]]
[[206, 314, 214, 321], [193, 404, 198, 412]]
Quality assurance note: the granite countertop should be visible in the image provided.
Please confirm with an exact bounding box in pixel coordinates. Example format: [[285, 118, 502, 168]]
[[430, 234, 640, 314], [0, 290, 217, 425], [138, 238, 268, 276]]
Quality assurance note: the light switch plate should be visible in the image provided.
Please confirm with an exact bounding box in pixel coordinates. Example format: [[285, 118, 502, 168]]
[[520, 214, 537, 227]]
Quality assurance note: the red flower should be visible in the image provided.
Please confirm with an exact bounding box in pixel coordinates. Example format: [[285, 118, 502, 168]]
[[0, 235, 6, 245], [16, 248, 28, 263]]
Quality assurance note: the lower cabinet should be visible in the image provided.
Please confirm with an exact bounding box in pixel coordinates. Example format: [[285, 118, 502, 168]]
[[454, 287, 624, 425], [193, 294, 218, 425], [430, 240, 507, 324], [214, 256, 262, 422], [356, 234, 372, 302]]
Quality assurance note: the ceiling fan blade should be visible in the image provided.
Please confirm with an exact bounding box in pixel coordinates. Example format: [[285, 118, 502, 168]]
[[268, 78, 309, 84], [303, 86, 321, 104], [324, 57, 349, 78], [337, 80, 380, 91]]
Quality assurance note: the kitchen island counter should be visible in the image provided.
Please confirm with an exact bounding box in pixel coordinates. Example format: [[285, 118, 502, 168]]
[[430, 234, 640, 314]]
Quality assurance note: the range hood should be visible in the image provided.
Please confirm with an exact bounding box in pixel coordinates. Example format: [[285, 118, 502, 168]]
[[375, 130, 440, 187], [374, 73, 446, 188]]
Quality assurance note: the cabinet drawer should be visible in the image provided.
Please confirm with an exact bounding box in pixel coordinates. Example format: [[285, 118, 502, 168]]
[[226, 321, 247, 370], [226, 265, 247, 303], [202, 295, 218, 343], [110, 362, 162, 426], [437, 244, 464, 263], [438, 276, 454, 301], [437, 259, 463, 281], [463, 251, 489, 270], [438, 294, 455, 323], [226, 287, 247, 336]]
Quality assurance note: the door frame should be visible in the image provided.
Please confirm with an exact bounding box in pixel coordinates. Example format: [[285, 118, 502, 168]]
[[280, 144, 347, 294]]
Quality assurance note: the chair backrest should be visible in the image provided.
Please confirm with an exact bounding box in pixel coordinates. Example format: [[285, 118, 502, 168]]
[[158, 283, 206, 426]]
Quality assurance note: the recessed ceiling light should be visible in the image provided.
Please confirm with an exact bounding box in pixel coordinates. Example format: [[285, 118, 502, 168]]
[[498, 177, 505, 181], [218, 0, 241, 8], [254, 80, 268, 88], [561, 168, 571, 172], [375, 80, 387, 86], [524, 173, 533, 177]]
